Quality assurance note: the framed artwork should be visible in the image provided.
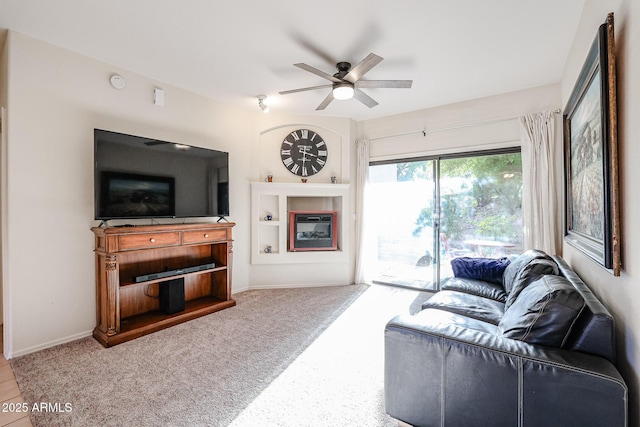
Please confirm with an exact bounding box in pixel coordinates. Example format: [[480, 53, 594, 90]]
[[563, 13, 620, 275]]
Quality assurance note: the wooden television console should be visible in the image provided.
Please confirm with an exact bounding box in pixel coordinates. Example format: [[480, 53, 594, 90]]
[[91, 222, 235, 347]]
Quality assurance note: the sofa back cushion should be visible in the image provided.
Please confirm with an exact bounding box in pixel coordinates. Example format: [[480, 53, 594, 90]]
[[503, 249, 559, 309], [498, 275, 585, 347]]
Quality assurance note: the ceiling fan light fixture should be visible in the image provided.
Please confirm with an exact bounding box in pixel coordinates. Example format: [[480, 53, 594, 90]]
[[332, 83, 354, 100]]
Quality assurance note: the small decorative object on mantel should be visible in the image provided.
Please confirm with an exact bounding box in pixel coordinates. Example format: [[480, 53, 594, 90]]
[[563, 12, 620, 276], [265, 174, 273, 182], [301, 178, 308, 183], [331, 176, 338, 184], [264, 245, 272, 254], [264, 214, 273, 221]]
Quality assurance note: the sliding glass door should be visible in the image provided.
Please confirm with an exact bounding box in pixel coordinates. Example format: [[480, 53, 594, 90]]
[[368, 160, 437, 290], [369, 149, 523, 290]]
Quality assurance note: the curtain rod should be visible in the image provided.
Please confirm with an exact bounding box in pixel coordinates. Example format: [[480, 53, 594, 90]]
[[369, 109, 561, 142]]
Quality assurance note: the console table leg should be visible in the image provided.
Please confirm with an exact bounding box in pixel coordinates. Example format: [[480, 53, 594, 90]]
[[105, 255, 119, 336]]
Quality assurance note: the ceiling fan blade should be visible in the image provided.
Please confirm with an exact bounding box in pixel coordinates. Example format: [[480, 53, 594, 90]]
[[356, 80, 413, 89], [316, 91, 335, 110], [344, 53, 383, 83], [354, 89, 379, 108], [294, 63, 341, 83], [279, 84, 332, 95], [290, 32, 338, 66]]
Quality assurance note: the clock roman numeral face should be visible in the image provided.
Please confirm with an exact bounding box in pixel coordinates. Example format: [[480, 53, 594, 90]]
[[280, 129, 328, 177]]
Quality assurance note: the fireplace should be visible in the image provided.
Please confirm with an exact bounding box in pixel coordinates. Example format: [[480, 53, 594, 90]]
[[289, 210, 338, 251]]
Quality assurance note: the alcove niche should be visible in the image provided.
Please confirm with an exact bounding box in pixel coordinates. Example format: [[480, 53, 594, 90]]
[[250, 182, 349, 264]]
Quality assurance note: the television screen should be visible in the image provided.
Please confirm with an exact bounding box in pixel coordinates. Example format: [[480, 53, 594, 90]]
[[94, 129, 229, 220]]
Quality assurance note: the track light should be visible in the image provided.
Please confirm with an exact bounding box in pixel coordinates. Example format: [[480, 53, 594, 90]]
[[257, 95, 269, 113], [332, 83, 354, 100]]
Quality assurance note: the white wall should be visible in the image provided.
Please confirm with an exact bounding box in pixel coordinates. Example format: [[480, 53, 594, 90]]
[[248, 114, 356, 288], [359, 84, 561, 162], [561, 0, 640, 424]]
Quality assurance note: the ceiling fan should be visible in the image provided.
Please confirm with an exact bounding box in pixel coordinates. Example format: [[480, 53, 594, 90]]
[[279, 53, 412, 110]]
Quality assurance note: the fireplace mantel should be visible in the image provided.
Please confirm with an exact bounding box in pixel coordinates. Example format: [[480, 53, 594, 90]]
[[250, 182, 350, 264]]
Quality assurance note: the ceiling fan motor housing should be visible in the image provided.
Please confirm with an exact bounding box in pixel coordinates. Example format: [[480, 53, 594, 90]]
[[334, 62, 352, 79]]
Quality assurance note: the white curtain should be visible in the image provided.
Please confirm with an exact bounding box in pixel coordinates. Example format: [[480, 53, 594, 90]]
[[519, 110, 560, 255], [354, 139, 371, 284]]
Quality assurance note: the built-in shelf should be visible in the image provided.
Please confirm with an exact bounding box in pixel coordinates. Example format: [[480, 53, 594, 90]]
[[259, 220, 281, 226], [251, 182, 350, 264]]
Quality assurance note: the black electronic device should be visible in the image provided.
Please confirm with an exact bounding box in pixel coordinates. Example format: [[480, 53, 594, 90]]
[[94, 129, 230, 220], [134, 262, 215, 283], [159, 278, 185, 315]]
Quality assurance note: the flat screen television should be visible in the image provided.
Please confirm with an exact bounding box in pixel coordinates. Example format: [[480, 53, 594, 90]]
[[94, 129, 229, 221]]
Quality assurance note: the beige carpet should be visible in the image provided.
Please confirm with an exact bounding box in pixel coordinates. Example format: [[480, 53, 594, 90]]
[[11, 284, 432, 426]]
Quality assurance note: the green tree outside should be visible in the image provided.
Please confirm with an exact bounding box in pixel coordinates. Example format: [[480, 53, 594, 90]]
[[405, 152, 522, 251]]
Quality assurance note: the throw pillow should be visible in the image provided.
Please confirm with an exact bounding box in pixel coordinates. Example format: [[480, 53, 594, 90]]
[[451, 257, 511, 285], [498, 275, 585, 348]]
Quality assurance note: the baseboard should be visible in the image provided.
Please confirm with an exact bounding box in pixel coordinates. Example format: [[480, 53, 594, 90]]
[[8, 329, 94, 359], [243, 282, 354, 291], [231, 284, 250, 294]]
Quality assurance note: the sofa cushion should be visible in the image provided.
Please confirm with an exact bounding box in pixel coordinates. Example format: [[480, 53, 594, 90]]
[[451, 257, 511, 285], [440, 277, 507, 302], [503, 250, 559, 309], [422, 290, 505, 325], [498, 275, 585, 347], [405, 308, 500, 336]]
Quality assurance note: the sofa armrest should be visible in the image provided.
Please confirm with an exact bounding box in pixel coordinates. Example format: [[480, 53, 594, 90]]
[[384, 309, 627, 427]]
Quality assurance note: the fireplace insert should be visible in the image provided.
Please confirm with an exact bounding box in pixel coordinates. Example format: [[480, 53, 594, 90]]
[[289, 210, 338, 251]]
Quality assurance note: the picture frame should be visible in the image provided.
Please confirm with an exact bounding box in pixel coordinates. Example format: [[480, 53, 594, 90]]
[[563, 13, 620, 275]]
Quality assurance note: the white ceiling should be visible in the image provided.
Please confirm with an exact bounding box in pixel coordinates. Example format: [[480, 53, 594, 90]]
[[0, 0, 585, 121]]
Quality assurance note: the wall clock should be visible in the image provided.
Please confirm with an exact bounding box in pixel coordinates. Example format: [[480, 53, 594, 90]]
[[280, 129, 328, 177]]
